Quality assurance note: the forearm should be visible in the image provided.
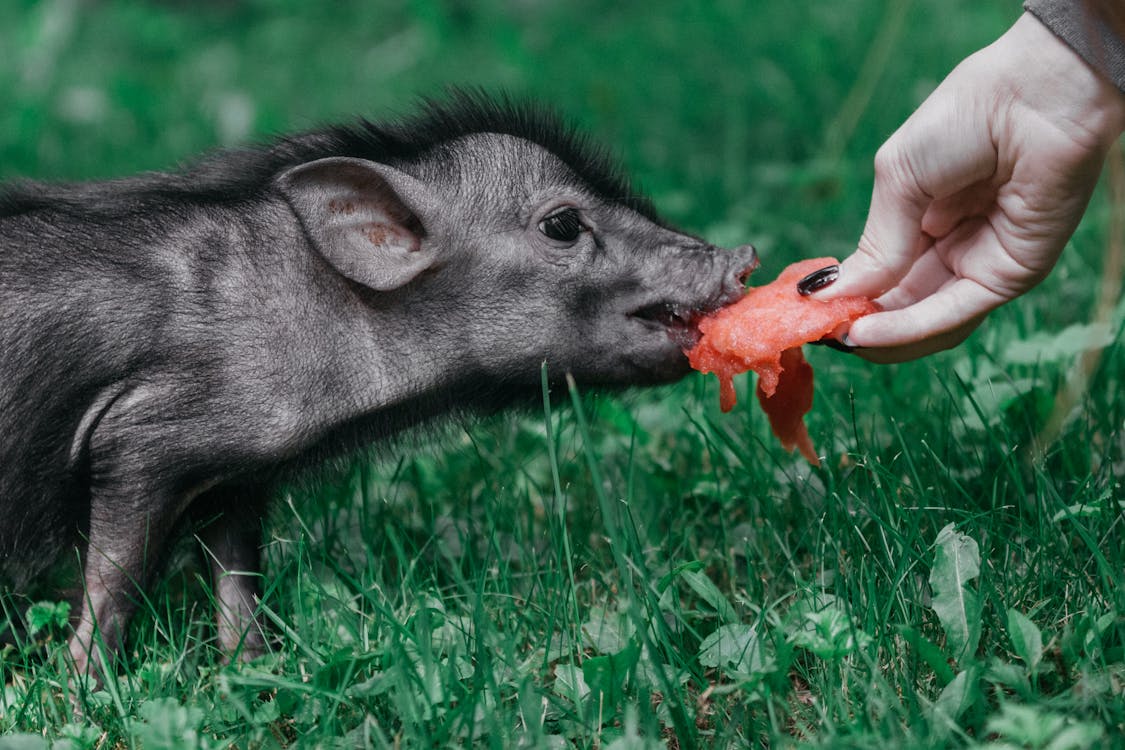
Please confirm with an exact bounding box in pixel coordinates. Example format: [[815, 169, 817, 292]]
[[1025, 0, 1125, 92]]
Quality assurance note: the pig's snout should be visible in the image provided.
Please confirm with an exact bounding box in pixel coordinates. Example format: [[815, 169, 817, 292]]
[[641, 241, 758, 318], [732, 243, 759, 279], [627, 242, 757, 345], [723, 243, 759, 302], [703, 242, 758, 311]]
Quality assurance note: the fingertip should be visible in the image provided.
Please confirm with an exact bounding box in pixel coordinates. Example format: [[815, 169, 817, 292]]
[[835, 283, 995, 360], [817, 336, 856, 353], [838, 313, 874, 347], [832, 255, 875, 297], [838, 307, 920, 350], [810, 254, 884, 300]]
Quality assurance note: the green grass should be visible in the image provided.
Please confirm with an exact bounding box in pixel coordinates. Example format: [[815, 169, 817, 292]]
[[2, 0, 1124, 747]]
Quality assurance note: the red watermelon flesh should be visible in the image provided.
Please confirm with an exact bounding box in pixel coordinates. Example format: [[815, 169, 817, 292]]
[[687, 257, 879, 465]]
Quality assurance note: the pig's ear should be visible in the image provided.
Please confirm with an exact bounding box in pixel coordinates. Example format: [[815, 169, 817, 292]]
[[277, 157, 435, 292]]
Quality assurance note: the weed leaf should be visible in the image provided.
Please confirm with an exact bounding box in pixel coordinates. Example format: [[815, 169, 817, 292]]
[[897, 625, 957, 686], [1050, 491, 1123, 522], [699, 623, 774, 681], [680, 568, 738, 624], [553, 664, 590, 707], [603, 707, 664, 750], [1006, 609, 1043, 673], [984, 703, 1104, 750], [582, 638, 641, 708], [1003, 321, 1114, 364], [581, 608, 635, 654], [929, 524, 982, 664], [130, 698, 211, 750], [24, 601, 70, 634], [789, 603, 872, 659], [930, 666, 979, 725], [0, 737, 50, 750], [983, 658, 1030, 695]]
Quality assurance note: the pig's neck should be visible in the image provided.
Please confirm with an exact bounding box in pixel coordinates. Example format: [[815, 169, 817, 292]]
[[298, 284, 516, 454], [241, 210, 523, 461]]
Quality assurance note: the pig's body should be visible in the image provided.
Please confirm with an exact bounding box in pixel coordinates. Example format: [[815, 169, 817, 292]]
[[0, 94, 756, 673], [0, 195, 352, 577]]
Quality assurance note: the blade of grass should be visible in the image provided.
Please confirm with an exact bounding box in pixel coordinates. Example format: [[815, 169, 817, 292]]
[[565, 374, 697, 750]]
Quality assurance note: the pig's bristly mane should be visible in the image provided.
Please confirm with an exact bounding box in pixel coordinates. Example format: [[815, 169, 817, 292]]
[[0, 91, 657, 221], [294, 91, 659, 220]]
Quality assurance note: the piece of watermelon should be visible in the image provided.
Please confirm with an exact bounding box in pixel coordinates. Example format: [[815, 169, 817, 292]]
[[687, 257, 879, 466]]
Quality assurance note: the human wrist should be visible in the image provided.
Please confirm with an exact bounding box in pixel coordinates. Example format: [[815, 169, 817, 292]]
[[1025, 0, 1125, 94], [998, 13, 1125, 149]]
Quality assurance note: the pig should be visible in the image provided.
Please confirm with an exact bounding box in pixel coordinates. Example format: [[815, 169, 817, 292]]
[[0, 92, 757, 675]]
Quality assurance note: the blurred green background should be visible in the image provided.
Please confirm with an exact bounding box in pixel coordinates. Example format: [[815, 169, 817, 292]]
[[0, 0, 1018, 264]]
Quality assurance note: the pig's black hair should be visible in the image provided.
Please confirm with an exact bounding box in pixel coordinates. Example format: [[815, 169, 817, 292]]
[[287, 90, 660, 219], [0, 90, 658, 220]]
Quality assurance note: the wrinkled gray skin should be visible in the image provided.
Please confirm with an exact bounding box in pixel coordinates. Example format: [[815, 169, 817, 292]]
[[0, 102, 756, 676]]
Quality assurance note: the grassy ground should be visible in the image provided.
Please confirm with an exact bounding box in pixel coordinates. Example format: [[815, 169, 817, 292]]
[[2, 0, 1124, 747]]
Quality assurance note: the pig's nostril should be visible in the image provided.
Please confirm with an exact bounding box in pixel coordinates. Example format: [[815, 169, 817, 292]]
[[733, 244, 759, 283]]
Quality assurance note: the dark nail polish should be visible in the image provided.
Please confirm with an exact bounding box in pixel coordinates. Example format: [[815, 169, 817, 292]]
[[818, 336, 855, 353], [797, 265, 839, 296]]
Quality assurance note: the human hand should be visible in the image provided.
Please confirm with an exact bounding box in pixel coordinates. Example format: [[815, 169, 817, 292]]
[[814, 12, 1125, 363]]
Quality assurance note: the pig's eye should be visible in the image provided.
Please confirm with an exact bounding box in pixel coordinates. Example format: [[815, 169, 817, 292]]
[[538, 208, 584, 243]]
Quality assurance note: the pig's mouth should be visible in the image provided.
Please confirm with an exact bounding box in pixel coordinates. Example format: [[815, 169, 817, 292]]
[[626, 258, 755, 360], [629, 300, 720, 349]]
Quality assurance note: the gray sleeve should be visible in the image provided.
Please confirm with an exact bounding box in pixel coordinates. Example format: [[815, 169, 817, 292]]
[[1025, 0, 1125, 92]]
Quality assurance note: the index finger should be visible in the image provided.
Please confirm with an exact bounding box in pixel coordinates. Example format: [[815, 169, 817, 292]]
[[821, 76, 1000, 299]]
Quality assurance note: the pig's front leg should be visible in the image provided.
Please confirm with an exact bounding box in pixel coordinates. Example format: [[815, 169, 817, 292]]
[[68, 481, 187, 679], [196, 485, 270, 661]]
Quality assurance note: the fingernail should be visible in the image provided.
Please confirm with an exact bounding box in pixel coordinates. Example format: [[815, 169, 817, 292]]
[[797, 265, 839, 296], [818, 336, 855, 353]]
